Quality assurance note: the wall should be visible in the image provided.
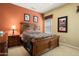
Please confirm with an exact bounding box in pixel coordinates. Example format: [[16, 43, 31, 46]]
[[44, 3, 79, 47], [0, 3, 44, 35]]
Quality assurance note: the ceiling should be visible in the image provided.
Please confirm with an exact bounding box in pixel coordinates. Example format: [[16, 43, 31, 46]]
[[13, 3, 66, 13]]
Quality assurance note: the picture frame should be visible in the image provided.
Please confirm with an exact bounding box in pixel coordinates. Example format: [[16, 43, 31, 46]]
[[58, 16, 68, 32], [33, 16, 38, 23], [24, 14, 30, 21]]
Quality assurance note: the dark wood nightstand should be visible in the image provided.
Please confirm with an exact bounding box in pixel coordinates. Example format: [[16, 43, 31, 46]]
[[8, 35, 21, 48]]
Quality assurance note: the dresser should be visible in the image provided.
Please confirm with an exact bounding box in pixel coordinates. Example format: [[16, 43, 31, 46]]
[[0, 33, 8, 56], [8, 35, 21, 48]]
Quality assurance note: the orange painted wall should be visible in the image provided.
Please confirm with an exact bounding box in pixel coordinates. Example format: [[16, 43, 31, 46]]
[[0, 3, 44, 35]]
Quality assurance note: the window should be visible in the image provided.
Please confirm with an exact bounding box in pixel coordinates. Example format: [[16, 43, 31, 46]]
[[44, 18, 52, 34]]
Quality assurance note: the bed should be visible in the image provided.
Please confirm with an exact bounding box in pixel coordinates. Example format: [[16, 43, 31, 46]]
[[20, 22, 59, 56]]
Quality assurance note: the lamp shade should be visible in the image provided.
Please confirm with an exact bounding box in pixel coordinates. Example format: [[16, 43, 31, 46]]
[[11, 25, 16, 30]]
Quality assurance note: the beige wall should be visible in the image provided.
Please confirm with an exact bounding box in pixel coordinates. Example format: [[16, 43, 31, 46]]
[[44, 3, 79, 47]]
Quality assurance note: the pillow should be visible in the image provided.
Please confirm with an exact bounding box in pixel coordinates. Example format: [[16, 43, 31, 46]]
[[25, 27, 34, 32]]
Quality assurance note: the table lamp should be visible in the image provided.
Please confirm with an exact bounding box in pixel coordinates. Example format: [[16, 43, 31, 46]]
[[11, 25, 16, 35]]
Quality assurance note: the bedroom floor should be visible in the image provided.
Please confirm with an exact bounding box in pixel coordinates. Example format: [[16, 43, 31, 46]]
[[8, 45, 79, 56]]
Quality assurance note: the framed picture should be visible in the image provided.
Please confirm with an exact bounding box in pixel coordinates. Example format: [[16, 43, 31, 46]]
[[24, 14, 30, 21], [33, 16, 38, 23], [58, 16, 68, 32]]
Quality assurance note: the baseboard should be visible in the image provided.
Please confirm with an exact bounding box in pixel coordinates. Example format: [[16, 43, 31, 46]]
[[60, 42, 79, 50]]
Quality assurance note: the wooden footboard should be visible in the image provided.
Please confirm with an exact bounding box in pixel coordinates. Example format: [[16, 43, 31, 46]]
[[31, 35, 59, 56]]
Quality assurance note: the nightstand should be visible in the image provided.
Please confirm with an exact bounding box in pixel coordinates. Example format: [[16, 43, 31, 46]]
[[8, 35, 21, 48]]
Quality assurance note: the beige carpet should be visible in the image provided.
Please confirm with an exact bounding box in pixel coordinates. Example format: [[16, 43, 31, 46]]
[[8, 45, 79, 56], [42, 45, 79, 56], [8, 46, 30, 56]]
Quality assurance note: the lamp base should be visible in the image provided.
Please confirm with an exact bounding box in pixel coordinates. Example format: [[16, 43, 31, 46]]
[[12, 29, 15, 36]]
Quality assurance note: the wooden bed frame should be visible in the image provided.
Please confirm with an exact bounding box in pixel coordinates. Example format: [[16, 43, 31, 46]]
[[20, 22, 59, 56], [31, 35, 59, 56]]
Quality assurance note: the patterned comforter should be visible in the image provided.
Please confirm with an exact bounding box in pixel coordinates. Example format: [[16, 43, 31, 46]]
[[22, 31, 52, 39]]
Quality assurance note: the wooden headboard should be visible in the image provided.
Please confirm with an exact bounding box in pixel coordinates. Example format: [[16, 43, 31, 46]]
[[20, 22, 36, 34]]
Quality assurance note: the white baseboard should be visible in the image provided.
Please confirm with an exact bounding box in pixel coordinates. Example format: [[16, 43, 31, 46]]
[[60, 42, 79, 50]]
